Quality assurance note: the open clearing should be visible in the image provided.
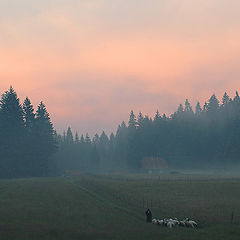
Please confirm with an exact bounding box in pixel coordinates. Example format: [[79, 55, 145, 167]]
[[0, 173, 239, 240]]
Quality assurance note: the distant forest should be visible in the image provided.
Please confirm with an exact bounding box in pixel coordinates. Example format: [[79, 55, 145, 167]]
[[56, 90, 240, 174], [0, 86, 240, 178]]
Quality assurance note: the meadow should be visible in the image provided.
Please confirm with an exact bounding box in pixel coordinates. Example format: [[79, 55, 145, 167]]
[[0, 173, 239, 240]]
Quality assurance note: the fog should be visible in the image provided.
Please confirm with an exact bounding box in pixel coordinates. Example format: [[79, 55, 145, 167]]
[[0, 86, 240, 178], [53, 91, 240, 176]]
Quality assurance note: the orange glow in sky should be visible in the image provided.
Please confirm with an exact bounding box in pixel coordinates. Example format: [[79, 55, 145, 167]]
[[0, 0, 240, 135]]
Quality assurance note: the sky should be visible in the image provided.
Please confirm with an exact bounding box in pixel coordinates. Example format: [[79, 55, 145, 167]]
[[0, 0, 240, 136]]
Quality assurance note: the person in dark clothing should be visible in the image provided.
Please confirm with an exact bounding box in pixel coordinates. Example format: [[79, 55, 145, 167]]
[[145, 208, 152, 223]]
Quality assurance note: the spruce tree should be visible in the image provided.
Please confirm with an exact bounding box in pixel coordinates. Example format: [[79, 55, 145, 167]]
[[66, 126, 73, 144], [0, 86, 25, 177], [154, 110, 161, 122], [92, 133, 99, 145], [85, 133, 91, 144], [195, 101, 202, 116], [75, 132, 80, 144], [137, 112, 144, 128], [80, 134, 85, 143], [22, 97, 36, 176], [184, 99, 194, 116], [23, 97, 35, 131], [128, 110, 137, 129], [222, 92, 230, 107], [207, 94, 219, 114], [34, 101, 57, 176]]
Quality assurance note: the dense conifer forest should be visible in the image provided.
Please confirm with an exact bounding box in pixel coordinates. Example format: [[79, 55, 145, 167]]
[[55, 91, 240, 174], [0, 86, 240, 178], [0, 87, 57, 177]]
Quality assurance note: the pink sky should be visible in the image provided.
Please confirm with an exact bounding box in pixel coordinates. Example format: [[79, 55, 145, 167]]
[[0, 0, 240, 135]]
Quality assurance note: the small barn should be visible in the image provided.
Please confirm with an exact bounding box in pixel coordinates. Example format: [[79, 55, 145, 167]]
[[141, 157, 168, 173], [65, 169, 83, 176]]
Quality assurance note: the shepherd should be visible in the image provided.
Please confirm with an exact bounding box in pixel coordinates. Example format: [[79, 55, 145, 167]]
[[145, 208, 152, 223]]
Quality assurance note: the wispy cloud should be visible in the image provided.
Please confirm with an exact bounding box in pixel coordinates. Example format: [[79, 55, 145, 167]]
[[0, 0, 240, 134]]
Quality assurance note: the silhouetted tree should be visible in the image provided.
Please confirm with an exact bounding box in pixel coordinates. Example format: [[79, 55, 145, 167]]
[[195, 101, 202, 116], [66, 126, 74, 144], [34, 101, 57, 176], [0, 86, 25, 177], [128, 110, 137, 129]]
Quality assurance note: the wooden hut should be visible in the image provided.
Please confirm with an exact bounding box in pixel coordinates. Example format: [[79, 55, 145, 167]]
[[141, 157, 168, 173]]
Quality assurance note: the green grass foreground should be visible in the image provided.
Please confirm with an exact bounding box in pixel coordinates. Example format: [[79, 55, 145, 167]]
[[0, 173, 239, 240]]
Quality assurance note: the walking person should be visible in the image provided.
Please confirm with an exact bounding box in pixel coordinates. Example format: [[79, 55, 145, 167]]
[[145, 208, 152, 223]]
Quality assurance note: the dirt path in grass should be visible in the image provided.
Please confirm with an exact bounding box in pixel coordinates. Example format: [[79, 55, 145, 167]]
[[66, 177, 143, 222]]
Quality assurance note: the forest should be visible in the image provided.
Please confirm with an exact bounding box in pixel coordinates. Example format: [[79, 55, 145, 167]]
[[0, 86, 57, 177], [0, 86, 240, 178]]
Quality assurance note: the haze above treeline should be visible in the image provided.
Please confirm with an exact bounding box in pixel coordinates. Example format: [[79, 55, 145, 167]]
[[0, 86, 240, 178]]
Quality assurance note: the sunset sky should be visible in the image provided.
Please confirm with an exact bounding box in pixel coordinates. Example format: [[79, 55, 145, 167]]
[[1, 0, 240, 136]]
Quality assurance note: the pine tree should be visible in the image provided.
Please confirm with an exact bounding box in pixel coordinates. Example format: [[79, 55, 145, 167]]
[[75, 132, 80, 144], [184, 99, 194, 114], [162, 113, 167, 121], [154, 110, 161, 122], [22, 97, 36, 176], [109, 133, 115, 145], [99, 131, 109, 146], [137, 112, 144, 128], [92, 133, 99, 144], [23, 97, 35, 131], [128, 110, 137, 129], [80, 134, 85, 143], [207, 94, 219, 114], [195, 101, 202, 116], [0, 86, 24, 131], [233, 91, 240, 103], [173, 104, 184, 119], [66, 126, 73, 144], [203, 102, 208, 113], [222, 92, 230, 108], [0, 86, 25, 177], [34, 101, 57, 176], [85, 133, 91, 144]]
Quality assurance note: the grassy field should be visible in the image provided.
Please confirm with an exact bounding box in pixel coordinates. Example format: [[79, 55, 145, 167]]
[[0, 173, 239, 239]]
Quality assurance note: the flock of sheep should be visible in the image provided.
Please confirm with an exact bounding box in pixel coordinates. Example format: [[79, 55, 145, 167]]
[[152, 217, 198, 228]]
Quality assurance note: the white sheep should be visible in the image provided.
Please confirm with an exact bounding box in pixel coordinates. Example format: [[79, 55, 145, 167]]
[[152, 218, 158, 224], [166, 221, 175, 228], [151, 217, 197, 229], [184, 218, 198, 228]]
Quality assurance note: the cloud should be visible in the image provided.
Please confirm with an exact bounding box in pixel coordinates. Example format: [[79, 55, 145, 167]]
[[0, 0, 240, 135]]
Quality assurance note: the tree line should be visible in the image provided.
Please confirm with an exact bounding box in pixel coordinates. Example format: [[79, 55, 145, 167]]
[[1, 86, 240, 178], [56, 91, 240, 174], [0, 86, 57, 178]]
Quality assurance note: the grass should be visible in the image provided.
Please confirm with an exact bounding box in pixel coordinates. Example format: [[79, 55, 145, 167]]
[[0, 173, 239, 239]]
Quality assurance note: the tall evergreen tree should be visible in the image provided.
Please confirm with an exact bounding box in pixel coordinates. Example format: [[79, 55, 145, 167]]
[[92, 133, 99, 144], [75, 132, 80, 144], [66, 126, 74, 144], [128, 110, 137, 129], [23, 97, 35, 131], [233, 91, 240, 103], [137, 112, 144, 128], [207, 94, 219, 114], [184, 99, 193, 113], [85, 133, 91, 144], [0, 86, 25, 177], [22, 97, 36, 176], [80, 134, 85, 143], [195, 101, 202, 116], [222, 92, 230, 108], [154, 110, 161, 122], [34, 101, 57, 176]]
